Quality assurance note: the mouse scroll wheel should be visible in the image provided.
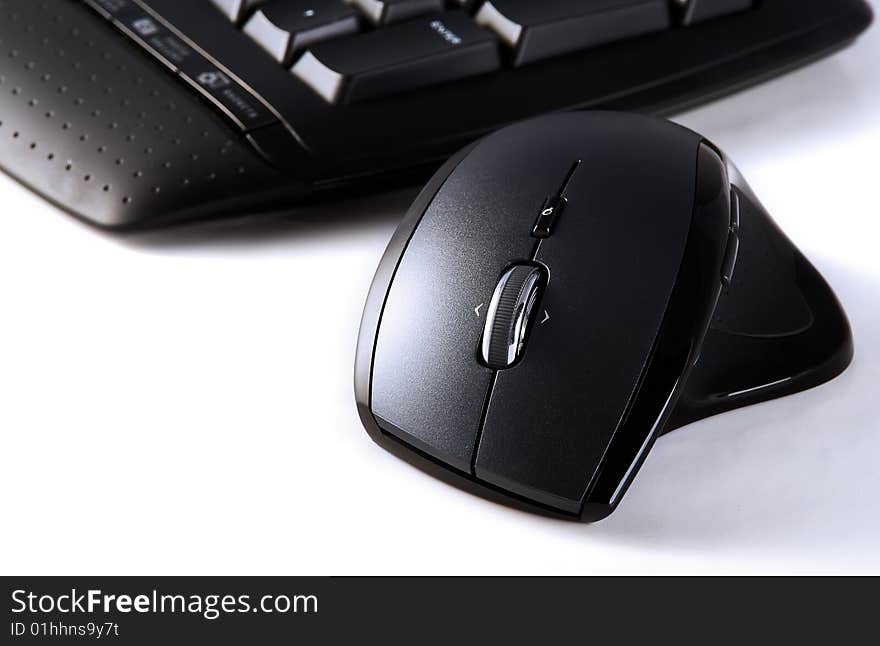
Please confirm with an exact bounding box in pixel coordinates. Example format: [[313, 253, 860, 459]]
[[481, 265, 546, 370]]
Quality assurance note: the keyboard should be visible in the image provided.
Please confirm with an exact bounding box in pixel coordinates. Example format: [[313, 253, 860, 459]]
[[0, 1, 872, 228]]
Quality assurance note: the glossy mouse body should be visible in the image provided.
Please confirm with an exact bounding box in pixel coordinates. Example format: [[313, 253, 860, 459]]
[[355, 112, 852, 521]]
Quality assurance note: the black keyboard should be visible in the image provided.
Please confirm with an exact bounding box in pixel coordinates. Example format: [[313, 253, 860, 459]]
[[0, 0, 872, 228]]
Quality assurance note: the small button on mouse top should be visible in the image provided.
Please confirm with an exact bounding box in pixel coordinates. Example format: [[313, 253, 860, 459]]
[[532, 196, 565, 239]]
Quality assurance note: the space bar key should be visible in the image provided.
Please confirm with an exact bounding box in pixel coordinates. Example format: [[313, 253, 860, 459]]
[[291, 12, 501, 104]]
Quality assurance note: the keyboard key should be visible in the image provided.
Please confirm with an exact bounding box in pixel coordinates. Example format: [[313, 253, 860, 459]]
[[211, 0, 266, 23], [244, 0, 360, 64], [674, 0, 753, 25], [348, 0, 444, 25], [291, 11, 501, 104], [475, 0, 671, 66]]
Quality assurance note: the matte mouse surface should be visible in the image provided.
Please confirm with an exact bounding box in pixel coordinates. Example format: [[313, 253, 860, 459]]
[[355, 112, 853, 522]]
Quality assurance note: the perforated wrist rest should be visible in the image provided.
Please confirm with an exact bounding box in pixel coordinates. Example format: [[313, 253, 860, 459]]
[[0, 0, 302, 228], [1, 1, 874, 229]]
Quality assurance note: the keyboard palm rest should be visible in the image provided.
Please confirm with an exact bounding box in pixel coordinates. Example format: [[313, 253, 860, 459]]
[[0, 0, 872, 227]]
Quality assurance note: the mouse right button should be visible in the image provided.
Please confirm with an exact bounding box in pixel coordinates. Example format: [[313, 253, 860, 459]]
[[473, 119, 701, 513]]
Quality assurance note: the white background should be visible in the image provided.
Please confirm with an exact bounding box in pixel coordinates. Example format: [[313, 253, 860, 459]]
[[2, 7, 879, 575]]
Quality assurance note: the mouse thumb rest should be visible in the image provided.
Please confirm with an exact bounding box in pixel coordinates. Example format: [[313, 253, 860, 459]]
[[580, 150, 854, 521], [664, 160, 854, 432]]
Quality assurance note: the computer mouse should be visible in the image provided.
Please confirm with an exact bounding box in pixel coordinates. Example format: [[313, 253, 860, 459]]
[[354, 112, 853, 522]]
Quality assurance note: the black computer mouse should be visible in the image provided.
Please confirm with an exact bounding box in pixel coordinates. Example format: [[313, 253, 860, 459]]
[[355, 112, 852, 522]]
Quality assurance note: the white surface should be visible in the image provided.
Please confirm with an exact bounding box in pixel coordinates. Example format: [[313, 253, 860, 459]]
[[2, 13, 880, 576]]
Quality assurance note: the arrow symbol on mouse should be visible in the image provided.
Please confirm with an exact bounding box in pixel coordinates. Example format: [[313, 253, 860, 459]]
[[540, 310, 550, 325], [475, 303, 484, 317]]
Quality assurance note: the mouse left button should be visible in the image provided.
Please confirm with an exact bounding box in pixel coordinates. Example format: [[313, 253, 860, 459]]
[[368, 183, 535, 473]]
